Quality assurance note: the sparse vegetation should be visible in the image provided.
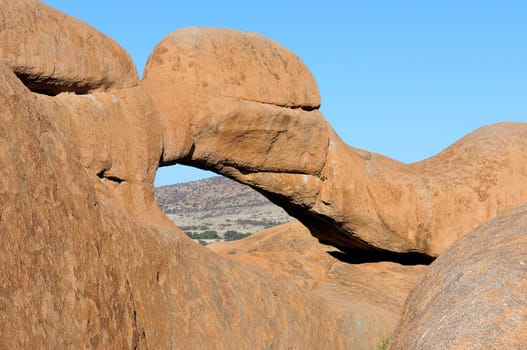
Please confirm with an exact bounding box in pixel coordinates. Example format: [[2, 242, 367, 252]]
[[236, 219, 277, 227], [185, 230, 219, 240], [377, 335, 391, 350], [180, 225, 211, 231], [224, 230, 251, 241], [316, 171, 328, 181]]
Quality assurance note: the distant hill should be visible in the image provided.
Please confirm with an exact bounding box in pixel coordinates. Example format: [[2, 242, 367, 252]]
[[155, 176, 293, 242]]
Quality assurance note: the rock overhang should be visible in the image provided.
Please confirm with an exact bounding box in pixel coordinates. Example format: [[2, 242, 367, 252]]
[[0, 0, 139, 95], [144, 27, 527, 258], [143, 27, 327, 170]]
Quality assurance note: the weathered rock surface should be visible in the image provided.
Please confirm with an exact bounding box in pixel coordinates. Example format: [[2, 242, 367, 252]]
[[210, 221, 427, 349], [0, 0, 138, 95], [142, 27, 327, 172], [0, 3, 422, 349], [3, 2, 526, 349], [0, 58, 404, 348], [389, 204, 527, 349], [144, 27, 527, 256]]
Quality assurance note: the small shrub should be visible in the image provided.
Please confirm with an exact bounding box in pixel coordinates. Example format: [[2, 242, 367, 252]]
[[224, 230, 251, 241], [201, 230, 219, 239], [185, 230, 219, 240], [377, 335, 391, 350]]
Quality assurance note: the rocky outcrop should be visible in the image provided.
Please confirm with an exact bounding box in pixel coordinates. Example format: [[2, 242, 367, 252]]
[[0, 2, 418, 349], [0, 58, 400, 349], [144, 27, 527, 256], [210, 221, 427, 349], [142, 27, 325, 168], [0, 0, 137, 95], [2, 2, 526, 348], [389, 204, 527, 349]]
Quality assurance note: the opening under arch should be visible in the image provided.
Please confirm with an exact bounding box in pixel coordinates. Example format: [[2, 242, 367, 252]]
[[154, 164, 293, 245]]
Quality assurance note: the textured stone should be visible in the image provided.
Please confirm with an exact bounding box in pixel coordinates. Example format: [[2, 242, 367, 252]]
[[0, 43, 350, 350], [143, 27, 327, 170], [3, 2, 526, 348], [0, 4, 421, 349], [210, 221, 427, 350], [32, 86, 167, 221], [308, 123, 527, 256], [389, 204, 527, 349], [0, 0, 138, 95], [144, 28, 527, 256]]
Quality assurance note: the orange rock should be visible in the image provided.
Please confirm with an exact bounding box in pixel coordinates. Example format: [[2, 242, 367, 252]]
[[210, 221, 427, 349], [144, 27, 527, 256], [0, 4, 424, 349], [32, 86, 168, 222], [389, 204, 527, 349], [0, 40, 348, 350], [2, 2, 525, 348], [0, 0, 138, 95], [310, 123, 527, 256], [142, 27, 327, 171]]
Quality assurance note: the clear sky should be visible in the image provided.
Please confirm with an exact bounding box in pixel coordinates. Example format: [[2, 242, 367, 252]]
[[43, 1, 527, 186]]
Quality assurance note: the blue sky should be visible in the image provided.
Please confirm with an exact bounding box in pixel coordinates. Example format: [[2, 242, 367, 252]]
[[44, 1, 527, 186]]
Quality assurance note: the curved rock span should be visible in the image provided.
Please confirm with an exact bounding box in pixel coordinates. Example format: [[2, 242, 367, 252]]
[[0, 1, 421, 348], [144, 27, 527, 257], [1, 1, 526, 348]]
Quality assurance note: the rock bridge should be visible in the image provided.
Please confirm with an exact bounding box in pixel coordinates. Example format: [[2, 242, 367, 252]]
[[1, 1, 526, 348], [143, 27, 527, 257]]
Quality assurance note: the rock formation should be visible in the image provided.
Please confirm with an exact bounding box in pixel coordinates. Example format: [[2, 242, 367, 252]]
[[143, 27, 527, 257], [2, 1, 526, 348], [0, 0, 137, 95], [389, 204, 527, 349], [0, 1, 420, 348], [210, 221, 427, 349], [0, 57, 410, 347]]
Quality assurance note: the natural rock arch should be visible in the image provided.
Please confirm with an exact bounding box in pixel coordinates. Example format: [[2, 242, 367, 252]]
[[2, 2, 401, 348], [143, 27, 527, 257], [2, 2, 525, 348]]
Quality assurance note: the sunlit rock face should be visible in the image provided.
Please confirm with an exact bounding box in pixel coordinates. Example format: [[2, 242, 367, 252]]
[[144, 27, 527, 257], [0, 0, 138, 94], [390, 204, 527, 350], [2, 1, 526, 348], [0, 1, 419, 349]]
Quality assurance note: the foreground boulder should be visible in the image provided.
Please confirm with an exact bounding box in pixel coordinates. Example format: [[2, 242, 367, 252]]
[[210, 221, 428, 349], [389, 204, 527, 349], [144, 27, 527, 257]]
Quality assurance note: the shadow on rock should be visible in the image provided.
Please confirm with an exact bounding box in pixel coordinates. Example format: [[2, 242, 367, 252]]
[[328, 249, 435, 266]]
